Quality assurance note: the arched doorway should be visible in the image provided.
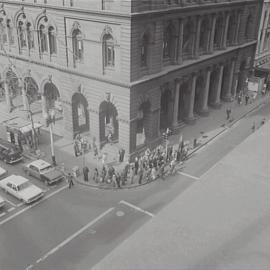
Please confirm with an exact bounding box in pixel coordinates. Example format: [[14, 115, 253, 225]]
[[6, 68, 22, 109], [24, 77, 39, 104], [136, 100, 151, 147], [99, 101, 119, 145], [160, 88, 172, 130], [194, 75, 204, 113], [43, 82, 61, 112], [72, 92, 89, 137]]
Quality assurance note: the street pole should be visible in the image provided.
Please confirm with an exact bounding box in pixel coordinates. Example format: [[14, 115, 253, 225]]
[[49, 122, 56, 166]]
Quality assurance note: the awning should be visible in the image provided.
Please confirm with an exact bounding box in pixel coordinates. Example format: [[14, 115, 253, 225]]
[[3, 117, 43, 134]]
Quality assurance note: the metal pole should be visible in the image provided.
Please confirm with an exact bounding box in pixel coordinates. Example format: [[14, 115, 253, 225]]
[[49, 122, 56, 166]]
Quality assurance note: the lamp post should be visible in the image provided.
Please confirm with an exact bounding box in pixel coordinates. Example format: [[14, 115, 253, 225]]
[[44, 109, 56, 166]]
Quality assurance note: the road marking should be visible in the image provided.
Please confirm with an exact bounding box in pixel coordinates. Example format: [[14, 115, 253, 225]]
[[177, 171, 200, 180], [0, 184, 68, 226], [0, 212, 6, 218], [24, 265, 33, 270], [17, 202, 23, 207], [119, 200, 155, 217], [33, 207, 114, 265], [3, 197, 17, 207], [7, 207, 15, 212]]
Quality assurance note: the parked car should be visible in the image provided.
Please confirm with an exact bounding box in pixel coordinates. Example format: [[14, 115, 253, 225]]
[[23, 159, 64, 185], [0, 166, 7, 180], [0, 195, 5, 208], [0, 175, 44, 204], [0, 138, 23, 164]]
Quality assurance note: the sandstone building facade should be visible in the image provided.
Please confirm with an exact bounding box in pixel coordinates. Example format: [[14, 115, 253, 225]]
[[0, 0, 262, 157]]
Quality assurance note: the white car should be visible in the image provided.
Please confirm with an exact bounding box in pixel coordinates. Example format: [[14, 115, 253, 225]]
[[0, 195, 5, 208], [0, 166, 7, 180], [0, 175, 45, 204]]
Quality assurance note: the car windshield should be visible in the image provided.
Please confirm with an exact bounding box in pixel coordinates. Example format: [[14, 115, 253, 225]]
[[17, 181, 31, 191], [40, 165, 53, 173]]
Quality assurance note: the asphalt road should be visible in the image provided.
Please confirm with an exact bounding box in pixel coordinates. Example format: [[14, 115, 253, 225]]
[[0, 99, 270, 270]]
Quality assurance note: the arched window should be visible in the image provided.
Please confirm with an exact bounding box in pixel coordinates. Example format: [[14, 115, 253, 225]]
[[163, 25, 172, 58], [214, 16, 223, 48], [103, 33, 115, 67], [39, 24, 47, 53], [199, 18, 210, 52], [48, 26, 57, 55], [6, 19, 14, 45], [183, 21, 194, 56], [0, 18, 7, 46], [141, 33, 149, 67], [72, 28, 83, 64], [26, 22, 34, 50], [245, 14, 252, 40], [18, 20, 26, 49]]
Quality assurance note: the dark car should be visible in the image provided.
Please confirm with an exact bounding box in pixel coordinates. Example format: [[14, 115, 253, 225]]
[[0, 139, 23, 164], [23, 159, 64, 185]]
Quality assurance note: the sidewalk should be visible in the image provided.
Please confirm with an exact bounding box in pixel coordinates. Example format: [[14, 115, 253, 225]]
[[0, 91, 269, 190]]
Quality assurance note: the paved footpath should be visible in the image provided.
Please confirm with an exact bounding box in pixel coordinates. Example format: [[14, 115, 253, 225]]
[[0, 92, 269, 189]]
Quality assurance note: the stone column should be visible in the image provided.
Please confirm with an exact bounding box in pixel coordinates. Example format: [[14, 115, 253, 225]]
[[185, 73, 197, 123], [223, 59, 236, 101], [4, 80, 11, 113], [209, 14, 217, 53], [199, 67, 211, 115], [233, 11, 241, 45], [212, 64, 224, 108], [21, 85, 29, 112], [177, 19, 184, 64], [260, 9, 270, 53], [173, 80, 180, 127], [222, 12, 230, 49], [194, 16, 202, 58]]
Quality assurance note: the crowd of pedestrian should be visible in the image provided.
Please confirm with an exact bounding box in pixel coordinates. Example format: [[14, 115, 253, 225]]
[[86, 141, 189, 188]]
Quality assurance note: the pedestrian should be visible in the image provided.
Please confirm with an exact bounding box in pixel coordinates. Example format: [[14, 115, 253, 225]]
[[226, 107, 232, 120], [130, 165, 135, 185], [237, 94, 242, 105], [112, 174, 117, 187], [252, 122, 256, 132], [138, 166, 143, 185], [245, 94, 250, 105], [93, 168, 99, 183], [116, 172, 121, 188], [134, 157, 139, 175], [261, 118, 266, 126], [83, 165, 89, 182], [67, 173, 74, 188]]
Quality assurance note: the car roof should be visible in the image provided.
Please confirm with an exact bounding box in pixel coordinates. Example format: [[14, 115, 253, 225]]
[[29, 159, 51, 170], [4, 175, 29, 185]]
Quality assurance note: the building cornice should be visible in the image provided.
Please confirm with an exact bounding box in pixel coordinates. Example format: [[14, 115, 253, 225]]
[[130, 40, 257, 88], [130, 0, 259, 18], [0, 0, 131, 20], [0, 51, 131, 88]]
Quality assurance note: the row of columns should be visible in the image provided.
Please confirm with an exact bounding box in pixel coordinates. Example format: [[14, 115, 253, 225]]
[[172, 58, 236, 126], [177, 11, 241, 63]]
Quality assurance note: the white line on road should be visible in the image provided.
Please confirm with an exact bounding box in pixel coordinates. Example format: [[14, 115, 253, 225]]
[[0, 212, 6, 218], [7, 207, 15, 212], [3, 197, 17, 207], [24, 264, 33, 270], [119, 200, 155, 217], [33, 207, 115, 265], [0, 184, 68, 226], [177, 171, 200, 180]]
